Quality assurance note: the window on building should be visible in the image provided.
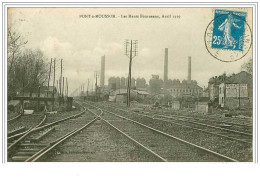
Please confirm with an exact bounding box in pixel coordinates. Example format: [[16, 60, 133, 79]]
[[220, 88, 221, 94], [222, 97, 224, 103]]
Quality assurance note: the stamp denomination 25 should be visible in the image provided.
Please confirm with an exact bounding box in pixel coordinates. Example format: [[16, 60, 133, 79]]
[[205, 9, 252, 62]]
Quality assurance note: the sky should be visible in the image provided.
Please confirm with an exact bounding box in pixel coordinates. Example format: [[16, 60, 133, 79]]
[[8, 7, 253, 94]]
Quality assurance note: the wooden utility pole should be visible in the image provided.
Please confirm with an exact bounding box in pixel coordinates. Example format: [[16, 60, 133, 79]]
[[22, 65, 26, 96], [91, 80, 93, 97], [52, 59, 56, 109], [94, 71, 98, 102], [60, 59, 63, 96], [238, 84, 241, 109], [37, 85, 40, 111], [87, 79, 90, 97], [66, 77, 68, 97], [62, 76, 64, 104], [124, 39, 138, 107], [127, 41, 133, 107], [47, 58, 52, 97], [56, 80, 59, 96]]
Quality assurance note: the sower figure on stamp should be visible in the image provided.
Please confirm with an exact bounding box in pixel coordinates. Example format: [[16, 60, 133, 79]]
[[218, 14, 241, 49]]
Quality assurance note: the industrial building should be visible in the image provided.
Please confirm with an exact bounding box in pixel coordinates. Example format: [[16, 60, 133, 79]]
[[167, 56, 203, 98], [219, 83, 249, 109], [208, 71, 252, 109], [109, 89, 149, 103], [168, 82, 203, 98]]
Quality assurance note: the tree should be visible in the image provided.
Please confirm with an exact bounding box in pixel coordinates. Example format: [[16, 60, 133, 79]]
[[9, 49, 48, 97], [7, 27, 48, 97], [8, 27, 28, 73], [149, 77, 163, 94], [241, 59, 253, 75], [8, 27, 28, 96]]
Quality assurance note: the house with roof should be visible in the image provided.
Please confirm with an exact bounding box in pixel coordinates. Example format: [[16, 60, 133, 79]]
[[208, 71, 252, 109]]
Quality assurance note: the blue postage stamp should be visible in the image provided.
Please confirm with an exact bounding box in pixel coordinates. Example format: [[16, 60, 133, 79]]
[[211, 9, 247, 51]]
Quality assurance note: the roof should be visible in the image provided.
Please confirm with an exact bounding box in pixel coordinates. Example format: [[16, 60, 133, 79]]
[[168, 83, 203, 89], [209, 71, 252, 85], [112, 89, 149, 95]]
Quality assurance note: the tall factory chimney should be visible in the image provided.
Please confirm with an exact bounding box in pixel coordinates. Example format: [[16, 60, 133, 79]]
[[188, 56, 191, 82], [163, 48, 168, 92], [100, 55, 105, 88]]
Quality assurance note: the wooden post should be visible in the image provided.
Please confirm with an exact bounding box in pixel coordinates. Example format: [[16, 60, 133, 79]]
[[60, 59, 63, 96], [66, 77, 68, 97], [47, 59, 52, 97], [52, 59, 56, 110], [62, 76, 64, 104], [20, 100, 24, 115], [37, 86, 40, 111], [127, 40, 133, 107]]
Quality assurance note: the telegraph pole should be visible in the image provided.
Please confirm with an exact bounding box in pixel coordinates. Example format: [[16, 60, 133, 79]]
[[91, 80, 93, 95], [66, 77, 68, 97], [52, 59, 56, 109], [94, 71, 98, 102], [87, 79, 90, 97], [56, 80, 59, 96], [62, 77, 64, 104], [238, 84, 241, 109], [47, 58, 52, 97], [124, 39, 138, 107], [60, 59, 63, 97]]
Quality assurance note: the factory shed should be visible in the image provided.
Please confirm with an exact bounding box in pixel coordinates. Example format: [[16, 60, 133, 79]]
[[109, 89, 149, 103]]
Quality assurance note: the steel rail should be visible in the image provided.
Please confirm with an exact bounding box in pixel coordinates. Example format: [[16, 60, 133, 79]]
[[155, 114, 252, 136], [152, 117, 252, 144], [86, 107, 167, 162], [27, 108, 102, 162], [104, 103, 252, 128], [8, 105, 87, 157], [7, 114, 22, 122], [88, 103, 238, 162], [154, 111, 252, 127], [8, 106, 86, 141], [7, 114, 47, 152], [100, 104, 252, 144]]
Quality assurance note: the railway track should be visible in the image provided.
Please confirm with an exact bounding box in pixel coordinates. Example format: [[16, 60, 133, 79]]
[[93, 102, 252, 161], [7, 114, 45, 133], [149, 109, 253, 128], [99, 103, 252, 144], [7, 113, 22, 123], [153, 114, 252, 144], [8, 104, 88, 162], [25, 109, 100, 162], [45, 106, 162, 162], [85, 102, 238, 162]]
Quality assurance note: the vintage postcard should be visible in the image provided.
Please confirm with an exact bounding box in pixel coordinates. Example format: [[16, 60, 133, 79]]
[[4, 5, 255, 164]]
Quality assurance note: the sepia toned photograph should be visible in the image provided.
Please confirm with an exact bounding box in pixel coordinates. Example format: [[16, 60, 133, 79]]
[[5, 6, 254, 162]]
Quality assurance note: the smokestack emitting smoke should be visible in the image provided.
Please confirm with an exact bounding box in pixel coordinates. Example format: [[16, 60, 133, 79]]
[[188, 56, 191, 81], [100, 55, 105, 87], [164, 48, 168, 91]]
